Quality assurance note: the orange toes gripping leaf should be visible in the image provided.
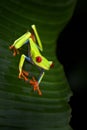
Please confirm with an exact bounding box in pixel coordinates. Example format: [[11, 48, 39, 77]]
[[18, 71, 29, 82], [9, 45, 19, 56], [30, 77, 42, 96]]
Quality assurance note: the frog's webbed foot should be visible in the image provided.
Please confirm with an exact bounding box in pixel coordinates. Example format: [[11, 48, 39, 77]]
[[18, 70, 29, 81], [9, 45, 19, 56], [30, 77, 42, 96], [22, 70, 29, 77]]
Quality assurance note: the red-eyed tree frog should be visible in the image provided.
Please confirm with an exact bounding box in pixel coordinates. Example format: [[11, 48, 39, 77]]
[[9, 25, 54, 95]]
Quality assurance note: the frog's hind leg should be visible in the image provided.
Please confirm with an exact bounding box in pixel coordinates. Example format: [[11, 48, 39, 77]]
[[18, 54, 32, 81], [29, 69, 45, 96]]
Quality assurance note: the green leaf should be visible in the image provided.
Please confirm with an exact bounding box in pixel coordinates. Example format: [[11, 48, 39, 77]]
[[0, 0, 76, 130]]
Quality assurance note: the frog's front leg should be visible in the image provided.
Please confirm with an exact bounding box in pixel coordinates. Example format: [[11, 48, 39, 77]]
[[19, 54, 31, 81], [9, 32, 31, 56]]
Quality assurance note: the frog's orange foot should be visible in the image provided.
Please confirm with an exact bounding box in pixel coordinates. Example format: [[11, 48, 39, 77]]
[[9, 45, 19, 56], [30, 77, 42, 96], [13, 51, 17, 56], [18, 71, 29, 81], [9, 45, 14, 50], [22, 70, 29, 77]]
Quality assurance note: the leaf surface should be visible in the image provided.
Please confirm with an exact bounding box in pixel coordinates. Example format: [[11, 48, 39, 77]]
[[0, 0, 76, 129]]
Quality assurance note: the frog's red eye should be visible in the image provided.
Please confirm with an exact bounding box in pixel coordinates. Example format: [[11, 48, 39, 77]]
[[36, 56, 42, 63]]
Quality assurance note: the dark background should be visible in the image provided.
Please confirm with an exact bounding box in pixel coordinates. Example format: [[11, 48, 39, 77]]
[[57, 0, 87, 130]]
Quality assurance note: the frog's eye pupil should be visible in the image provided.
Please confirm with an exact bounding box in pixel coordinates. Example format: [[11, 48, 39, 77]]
[[36, 56, 42, 63]]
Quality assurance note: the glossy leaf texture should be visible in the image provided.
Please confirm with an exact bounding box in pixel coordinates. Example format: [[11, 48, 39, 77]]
[[0, 0, 76, 130]]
